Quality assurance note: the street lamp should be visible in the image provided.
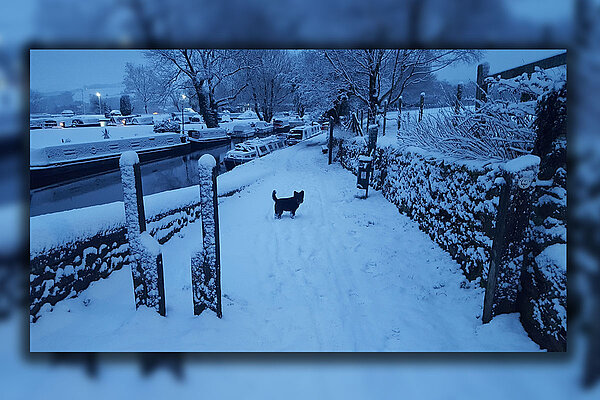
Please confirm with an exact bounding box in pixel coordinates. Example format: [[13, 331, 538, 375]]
[[181, 94, 187, 135], [96, 92, 102, 115]]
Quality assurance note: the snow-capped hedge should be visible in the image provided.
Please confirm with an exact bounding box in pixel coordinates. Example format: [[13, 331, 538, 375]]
[[518, 85, 567, 351], [336, 135, 566, 351]]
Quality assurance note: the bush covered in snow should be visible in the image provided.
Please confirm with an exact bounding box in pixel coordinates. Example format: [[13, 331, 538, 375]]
[[397, 67, 566, 162], [153, 119, 181, 133], [519, 84, 567, 351]]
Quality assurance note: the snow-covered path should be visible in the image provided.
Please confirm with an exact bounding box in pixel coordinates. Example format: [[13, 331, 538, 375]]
[[30, 134, 539, 351]]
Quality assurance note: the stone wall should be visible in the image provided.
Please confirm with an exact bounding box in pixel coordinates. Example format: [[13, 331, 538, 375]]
[[30, 200, 201, 322], [335, 136, 565, 351], [337, 138, 502, 283]]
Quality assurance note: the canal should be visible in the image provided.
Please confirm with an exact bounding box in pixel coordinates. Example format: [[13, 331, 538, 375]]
[[30, 140, 238, 217]]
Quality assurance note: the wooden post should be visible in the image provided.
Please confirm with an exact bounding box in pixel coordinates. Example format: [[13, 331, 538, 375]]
[[328, 116, 334, 165], [360, 110, 363, 132], [475, 62, 490, 110], [191, 154, 222, 318], [381, 100, 388, 136], [397, 96, 402, 131], [119, 151, 166, 316], [482, 175, 511, 324], [419, 92, 425, 122], [483, 155, 539, 324], [455, 82, 463, 114]]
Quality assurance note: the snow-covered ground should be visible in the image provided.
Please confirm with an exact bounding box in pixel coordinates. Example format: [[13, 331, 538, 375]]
[[30, 133, 540, 351]]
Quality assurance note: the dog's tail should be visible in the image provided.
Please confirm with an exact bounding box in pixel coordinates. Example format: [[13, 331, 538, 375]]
[[272, 190, 277, 202]]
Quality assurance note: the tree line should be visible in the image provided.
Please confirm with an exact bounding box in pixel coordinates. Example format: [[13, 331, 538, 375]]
[[30, 50, 479, 123]]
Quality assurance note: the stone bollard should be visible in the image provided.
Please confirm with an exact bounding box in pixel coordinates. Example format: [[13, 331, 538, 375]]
[[119, 151, 166, 316], [191, 154, 222, 317], [482, 154, 540, 324]]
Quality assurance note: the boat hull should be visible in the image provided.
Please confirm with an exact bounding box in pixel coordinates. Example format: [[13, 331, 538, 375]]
[[188, 136, 231, 150], [30, 142, 191, 190]]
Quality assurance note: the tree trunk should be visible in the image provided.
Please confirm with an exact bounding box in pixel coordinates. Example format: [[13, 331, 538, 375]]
[[193, 84, 218, 128], [382, 103, 388, 136], [368, 68, 378, 127]]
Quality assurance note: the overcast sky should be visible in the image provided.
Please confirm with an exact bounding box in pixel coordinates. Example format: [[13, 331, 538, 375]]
[[30, 49, 566, 94]]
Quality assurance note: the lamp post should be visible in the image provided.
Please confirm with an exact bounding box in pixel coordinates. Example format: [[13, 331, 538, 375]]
[[96, 92, 102, 115], [181, 94, 186, 135]]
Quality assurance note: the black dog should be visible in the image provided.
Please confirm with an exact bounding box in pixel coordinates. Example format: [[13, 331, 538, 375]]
[[272, 190, 304, 219]]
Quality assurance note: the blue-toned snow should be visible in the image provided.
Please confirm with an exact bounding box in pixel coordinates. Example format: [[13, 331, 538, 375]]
[[30, 134, 539, 351]]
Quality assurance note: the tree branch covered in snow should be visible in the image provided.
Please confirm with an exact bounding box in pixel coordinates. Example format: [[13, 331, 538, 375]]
[[398, 67, 567, 161]]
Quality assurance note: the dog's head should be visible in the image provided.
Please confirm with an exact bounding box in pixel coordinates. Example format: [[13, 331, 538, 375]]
[[294, 190, 305, 205]]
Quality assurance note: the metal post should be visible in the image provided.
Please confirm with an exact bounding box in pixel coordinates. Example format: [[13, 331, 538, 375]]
[[328, 116, 334, 165]]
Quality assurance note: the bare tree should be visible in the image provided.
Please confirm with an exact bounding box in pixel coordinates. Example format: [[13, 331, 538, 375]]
[[240, 50, 293, 122], [147, 50, 248, 127], [30, 90, 44, 113], [323, 50, 480, 132], [123, 63, 160, 114]]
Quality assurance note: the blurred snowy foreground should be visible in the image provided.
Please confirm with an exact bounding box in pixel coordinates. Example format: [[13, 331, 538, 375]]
[[31, 133, 540, 351]]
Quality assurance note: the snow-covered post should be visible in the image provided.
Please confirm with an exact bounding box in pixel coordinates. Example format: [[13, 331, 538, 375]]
[[482, 155, 540, 324], [367, 124, 378, 155], [397, 96, 403, 132], [360, 110, 364, 132], [455, 82, 463, 114], [328, 116, 334, 165], [119, 151, 166, 316], [191, 154, 222, 318], [475, 62, 490, 110], [419, 92, 425, 122]]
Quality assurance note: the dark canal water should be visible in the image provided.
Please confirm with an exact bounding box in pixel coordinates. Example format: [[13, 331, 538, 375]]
[[30, 140, 240, 217]]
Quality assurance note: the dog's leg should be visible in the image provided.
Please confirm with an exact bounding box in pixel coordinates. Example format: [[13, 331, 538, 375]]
[[290, 211, 295, 219]]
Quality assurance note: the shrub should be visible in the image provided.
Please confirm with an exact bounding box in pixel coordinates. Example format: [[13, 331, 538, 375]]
[[153, 119, 180, 133]]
